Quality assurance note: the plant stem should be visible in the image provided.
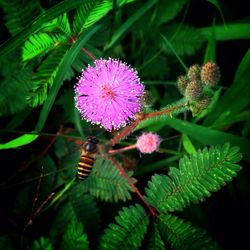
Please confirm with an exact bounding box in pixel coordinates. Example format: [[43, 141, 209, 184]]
[[108, 102, 187, 146], [109, 156, 157, 218], [108, 144, 137, 155], [81, 47, 95, 60]]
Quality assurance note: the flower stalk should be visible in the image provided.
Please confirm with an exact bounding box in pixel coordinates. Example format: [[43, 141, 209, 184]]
[[108, 156, 157, 218], [108, 101, 187, 146]]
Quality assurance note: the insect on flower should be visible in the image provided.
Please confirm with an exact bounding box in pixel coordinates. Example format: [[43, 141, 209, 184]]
[[77, 135, 99, 181], [74, 58, 145, 131]]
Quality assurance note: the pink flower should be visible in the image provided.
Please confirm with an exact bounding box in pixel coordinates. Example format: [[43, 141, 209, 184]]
[[74, 58, 144, 131], [136, 132, 161, 154]]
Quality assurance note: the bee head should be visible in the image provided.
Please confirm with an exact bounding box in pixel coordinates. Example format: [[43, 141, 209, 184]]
[[87, 135, 99, 144]]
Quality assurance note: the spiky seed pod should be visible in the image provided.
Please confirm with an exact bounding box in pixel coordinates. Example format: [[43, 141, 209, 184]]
[[201, 61, 221, 86], [185, 80, 203, 101], [187, 64, 201, 80], [190, 95, 211, 116], [177, 75, 190, 95], [140, 90, 155, 108], [196, 95, 211, 109]]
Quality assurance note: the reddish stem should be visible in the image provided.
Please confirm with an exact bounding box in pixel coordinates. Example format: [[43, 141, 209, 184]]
[[81, 47, 95, 60], [108, 102, 186, 146], [109, 156, 157, 218], [108, 144, 137, 155], [108, 114, 145, 146]]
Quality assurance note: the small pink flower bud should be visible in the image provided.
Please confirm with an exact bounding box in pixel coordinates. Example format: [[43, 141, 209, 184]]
[[136, 132, 161, 154]]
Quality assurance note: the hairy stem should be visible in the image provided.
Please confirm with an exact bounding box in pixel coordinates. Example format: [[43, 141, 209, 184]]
[[109, 156, 157, 218], [108, 144, 137, 155], [81, 47, 95, 60], [109, 102, 187, 146]]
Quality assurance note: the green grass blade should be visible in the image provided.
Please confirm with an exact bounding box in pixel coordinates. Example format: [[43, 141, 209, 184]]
[[0, 0, 92, 57], [204, 48, 250, 127], [208, 0, 227, 27], [0, 134, 38, 150], [105, 0, 158, 49], [164, 117, 250, 161], [199, 23, 250, 41], [203, 19, 216, 63], [160, 33, 187, 71], [35, 24, 101, 132]]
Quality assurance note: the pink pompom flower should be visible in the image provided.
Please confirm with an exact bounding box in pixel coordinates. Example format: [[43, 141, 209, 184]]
[[74, 58, 144, 131], [136, 132, 161, 154]]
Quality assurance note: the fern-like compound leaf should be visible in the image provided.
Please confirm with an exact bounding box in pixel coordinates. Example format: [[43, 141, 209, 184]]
[[61, 219, 89, 250], [145, 143, 242, 212], [81, 158, 135, 202], [73, 0, 112, 35], [22, 32, 67, 62], [26, 45, 70, 107], [158, 214, 221, 250], [158, 23, 205, 56], [0, 0, 42, 36], [31, 237, 54, 250], [100, 204, 149, 250], [0, 66, 33, 117], [70, 185, 101, 241], [147, 223, 166, 250]]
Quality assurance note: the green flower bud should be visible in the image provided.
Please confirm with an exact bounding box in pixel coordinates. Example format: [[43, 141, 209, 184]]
[[177, 75, 189, 95], [196, 95, 211, 109], [201, 61, 221, 87], [187, 64, 201, 80], [185, 80, 203, 101]]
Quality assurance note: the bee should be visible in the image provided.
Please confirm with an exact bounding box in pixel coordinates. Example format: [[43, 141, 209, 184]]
[[77, 135, 99, 181]]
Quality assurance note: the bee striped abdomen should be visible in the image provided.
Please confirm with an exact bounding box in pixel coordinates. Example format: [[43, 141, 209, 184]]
[[77, 136, 99, 181], [77, 155, 95, 180]]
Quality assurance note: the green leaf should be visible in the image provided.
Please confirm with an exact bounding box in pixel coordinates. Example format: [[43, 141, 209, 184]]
[[145, 144, 242, 212], [81, 158, 134, 202], [0, 66, 33, 117], [159, 23, 205, 56], [31, 237, 54, 250], [100, 204, 149, 249], [137, 115, 250, 161], [56, 14, 72, 36], [61, 219, 89, 250], [73, 0, 112, 35], [204, 49, 250, 128], [22, 33, 67, 62], [49, 202, 76, 240], [208, 0, 227, 27], [35, 24, 101, 132], [199, 23, 250, 41], [27, 44, 70, 107], [106, 0, 158, 49], [154, 0, 187, 25], [0, 134, 38, 150], [0, 0, 93, 57], [0, 0, 42, 36], [158, 214, 221, 250], [182, 134, 196, 154], [147, 223, 165, 250], [203, 19, 216, 63], [69, 186, 101, 241]]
